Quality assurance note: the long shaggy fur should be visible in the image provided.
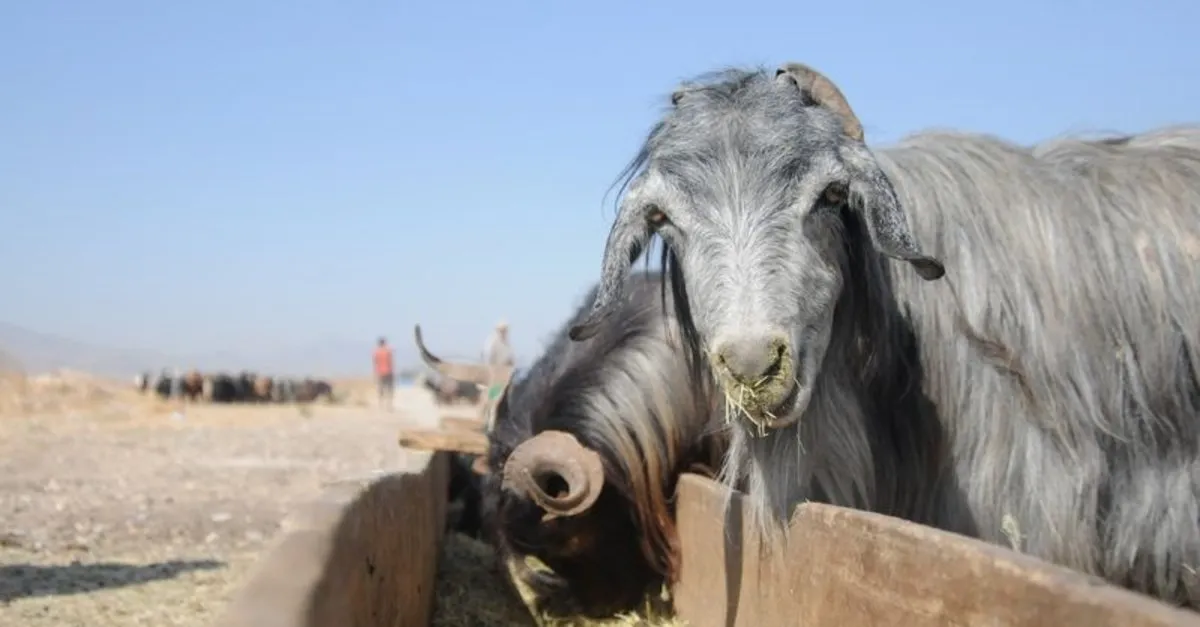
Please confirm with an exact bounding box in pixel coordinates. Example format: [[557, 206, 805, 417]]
[[485, 271, 727, 619], [873, 126, 1200, 602], [596, 66, 1200, 608]]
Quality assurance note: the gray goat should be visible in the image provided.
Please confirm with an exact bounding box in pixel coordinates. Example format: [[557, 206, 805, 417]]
[[569, 62, 1200, 608]]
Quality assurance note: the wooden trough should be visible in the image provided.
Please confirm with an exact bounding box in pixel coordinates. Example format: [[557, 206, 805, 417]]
[[216, 396, 1200, 627]]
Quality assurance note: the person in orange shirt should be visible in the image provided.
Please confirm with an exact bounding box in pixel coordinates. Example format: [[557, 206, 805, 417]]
[[373, 337, 394, 410]]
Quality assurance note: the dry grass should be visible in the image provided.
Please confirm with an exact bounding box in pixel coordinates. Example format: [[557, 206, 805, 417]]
[[716, 348, 796, 438], [432, 533, 535, 626], [431, 533, 686, 627], [506, 557, 686, 627], [0, 369, 136, 419]]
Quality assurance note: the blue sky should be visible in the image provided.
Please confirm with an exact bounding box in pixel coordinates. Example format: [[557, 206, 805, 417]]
[[1, 0, 1195, 367]]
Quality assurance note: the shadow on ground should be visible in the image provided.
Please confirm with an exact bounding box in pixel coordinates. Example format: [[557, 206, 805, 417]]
[[0, 559, 225, 602]]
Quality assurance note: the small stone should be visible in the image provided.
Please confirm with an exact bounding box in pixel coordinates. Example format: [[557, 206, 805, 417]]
[[210, 512, 232, 523], [65, 537, 90, 552], [205, 532, 219, 544]]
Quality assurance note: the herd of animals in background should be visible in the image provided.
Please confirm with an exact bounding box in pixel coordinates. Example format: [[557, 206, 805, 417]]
[[134, 369, 335, 404], [423, 60, 1200, 620]]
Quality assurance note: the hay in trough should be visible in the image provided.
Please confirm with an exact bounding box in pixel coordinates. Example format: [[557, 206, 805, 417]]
[[432, 532, 687, 627], [432, 532, 534, 626]]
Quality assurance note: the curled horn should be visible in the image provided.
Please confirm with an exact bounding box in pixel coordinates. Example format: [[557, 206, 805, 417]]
[[413, 324, 500, 385], [502, 430, 605, 519], [568, 184, 652, 342], [775, 62, 864, 143]]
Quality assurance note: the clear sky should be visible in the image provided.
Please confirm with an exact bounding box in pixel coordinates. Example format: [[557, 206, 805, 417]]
[[1, 0, 1195, 366]]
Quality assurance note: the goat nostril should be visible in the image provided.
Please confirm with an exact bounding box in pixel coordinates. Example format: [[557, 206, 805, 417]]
[[714, 336, 790, 382], [760, 347, 785, 380]]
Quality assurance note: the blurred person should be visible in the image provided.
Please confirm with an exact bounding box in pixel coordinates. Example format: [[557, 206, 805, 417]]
[[170, 366, 182, 398], [482, 320, 514, 368], [373, 337, 394, 410], [481, 321, 514, 411]]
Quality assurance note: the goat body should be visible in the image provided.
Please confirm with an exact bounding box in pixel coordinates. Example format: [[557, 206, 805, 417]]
[[571, 63, 1200, 607]]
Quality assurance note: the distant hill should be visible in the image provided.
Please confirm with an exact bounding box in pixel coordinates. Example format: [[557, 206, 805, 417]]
[[0, 321, 178, 378], [0, 321, 418, 379]]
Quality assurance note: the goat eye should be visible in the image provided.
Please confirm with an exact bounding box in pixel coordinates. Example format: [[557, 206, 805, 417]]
[[821, 183, 847, 206], [645, 205, 669, 227]]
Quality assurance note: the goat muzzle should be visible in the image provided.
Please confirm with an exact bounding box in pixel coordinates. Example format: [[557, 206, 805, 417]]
[[501, 430, 604, 519]]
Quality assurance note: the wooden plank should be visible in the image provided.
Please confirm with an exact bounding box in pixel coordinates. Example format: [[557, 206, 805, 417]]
[[215, 451, 450, 627], [398, 425, 488, 456], [440, 415, 486, 433], [435, 403, 486, 423], [672, 473, 1200, 627]]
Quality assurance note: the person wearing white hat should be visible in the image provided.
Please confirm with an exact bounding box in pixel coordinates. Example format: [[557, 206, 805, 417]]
[[480, 321, 514, 425], [483, 320, 513, 368]]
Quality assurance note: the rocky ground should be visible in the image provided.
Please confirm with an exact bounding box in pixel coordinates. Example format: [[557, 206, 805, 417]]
[[0, 372, 681, 627], [0, 378, 410, 627]]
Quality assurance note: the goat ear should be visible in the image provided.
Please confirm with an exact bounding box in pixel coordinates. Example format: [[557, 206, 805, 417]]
[[846, 156, 945, 281], [569, 203, 652, 341]]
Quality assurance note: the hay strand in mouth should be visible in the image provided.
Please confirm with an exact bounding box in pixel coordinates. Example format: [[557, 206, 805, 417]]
[[717, 371, 792, 438], [721, 384, 774, 437]]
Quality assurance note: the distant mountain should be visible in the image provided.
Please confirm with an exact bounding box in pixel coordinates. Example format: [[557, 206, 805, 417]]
[[0, 321, 178, 378], [0, 322, 417, 379]]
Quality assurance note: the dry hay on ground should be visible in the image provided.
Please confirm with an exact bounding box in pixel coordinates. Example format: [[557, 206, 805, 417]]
[[0, 369, 158, 420], [432, 532, 534, 626]]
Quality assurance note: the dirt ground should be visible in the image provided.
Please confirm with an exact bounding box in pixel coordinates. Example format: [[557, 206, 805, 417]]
[[0, 371, 410, 627]]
